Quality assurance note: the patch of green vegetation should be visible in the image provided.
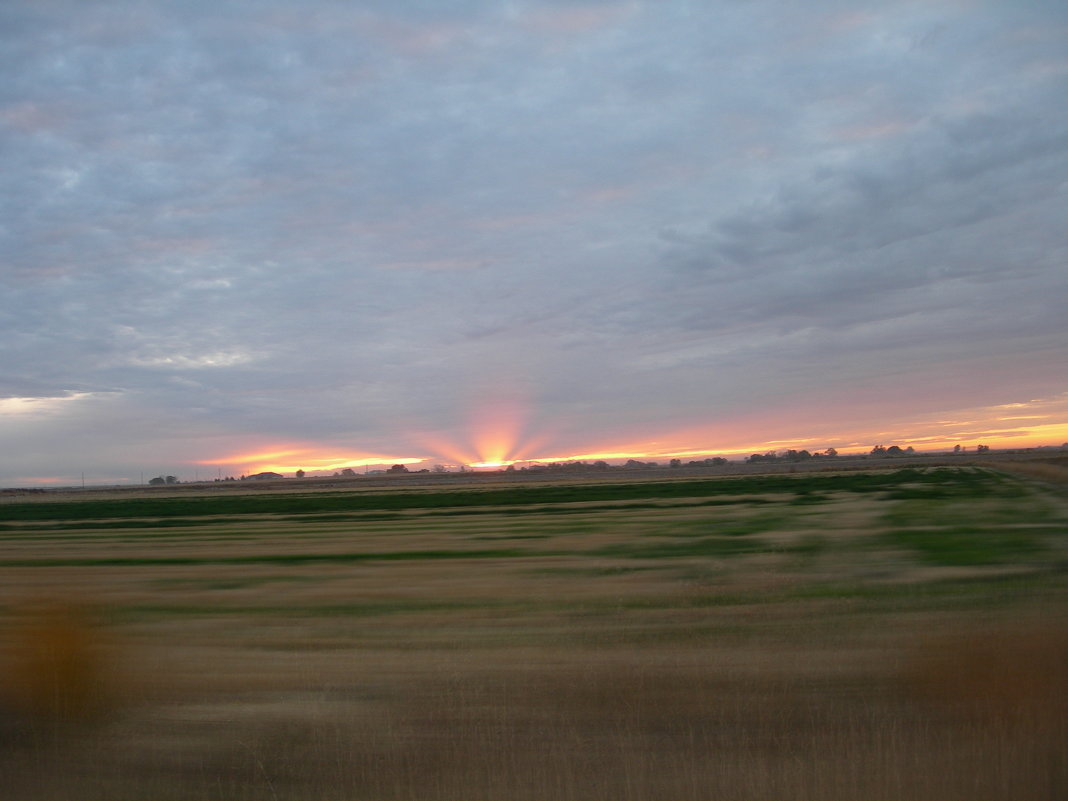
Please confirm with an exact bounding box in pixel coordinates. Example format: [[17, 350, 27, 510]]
[[788, 571, 1065, 609], [0, 516, 258, 532], [0, 468, 982, 523], [525, 565, 660, 577], [0, 548, 538, 568], [115, 599, 494, 619], [882, 468, 1027, 501], [592, 535, 787, 559], [469, 533, 554, 540], [151, 574, 321, 590], [642, 512, 794, 539], [884, 526, 1049, 566], [882, 497, 1062, 528], [790, 534, 829, 555], [0, 498, 771, 533]]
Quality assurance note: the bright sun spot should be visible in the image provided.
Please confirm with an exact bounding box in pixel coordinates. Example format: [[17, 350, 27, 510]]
[[192, 394, 1068, 477], [408, 394, 546, 469]]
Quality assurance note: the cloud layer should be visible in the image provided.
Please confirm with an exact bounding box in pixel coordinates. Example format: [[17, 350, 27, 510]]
[[3, 1, 1067, 482]]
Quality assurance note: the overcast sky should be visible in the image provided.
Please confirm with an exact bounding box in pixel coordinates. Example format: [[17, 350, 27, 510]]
[[3, 0, 1067, 483]]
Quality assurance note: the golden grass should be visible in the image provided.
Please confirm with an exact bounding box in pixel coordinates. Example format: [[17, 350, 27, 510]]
[[998, 460, 1068, 486], [1, 472, 1066, 799]]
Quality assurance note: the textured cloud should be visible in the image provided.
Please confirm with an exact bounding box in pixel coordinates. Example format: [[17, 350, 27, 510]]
[[2, 1, 1067, 482]]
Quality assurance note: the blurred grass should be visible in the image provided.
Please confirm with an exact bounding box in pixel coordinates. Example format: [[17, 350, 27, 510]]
[[0, 467, 992, 523], [885, 526, 1049, 565], [1, 466, 1066, 799], [3, 602, 111, 722]]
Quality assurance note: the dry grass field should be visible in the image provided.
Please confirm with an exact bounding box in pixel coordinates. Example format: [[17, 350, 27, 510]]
[[1, 465, 1066, 800]]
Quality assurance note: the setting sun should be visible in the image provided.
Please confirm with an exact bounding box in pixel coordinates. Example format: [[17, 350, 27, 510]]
[[188, 394, 1068, 478]]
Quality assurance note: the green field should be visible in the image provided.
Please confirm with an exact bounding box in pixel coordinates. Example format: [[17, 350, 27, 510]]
[[1, 466, 1066, 800]]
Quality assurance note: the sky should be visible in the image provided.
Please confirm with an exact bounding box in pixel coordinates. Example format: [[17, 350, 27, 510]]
[[2, 0, 1067, 484]]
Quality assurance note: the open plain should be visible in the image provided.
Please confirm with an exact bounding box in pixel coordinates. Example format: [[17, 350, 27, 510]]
[[1, 463, 1066, 800]]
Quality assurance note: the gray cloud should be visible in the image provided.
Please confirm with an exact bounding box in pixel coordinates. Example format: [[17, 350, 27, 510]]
[[2, 0, 1067, 482]]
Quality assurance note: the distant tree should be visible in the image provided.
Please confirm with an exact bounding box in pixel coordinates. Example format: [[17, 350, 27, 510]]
[[388, 464, 409, 473], [432, 464, 447, 473], [953, 444, 962, 454], [165, 475, 178, 484], [592, 460, 610, 470], [871, 446, 887, 457], [669, 458, 682, 468], [976, 444, 990, 453], [885, 445, 904, 456], [295, 469, 305, 478], [905, 446, 915, 454], [148, 476, 166, 486], [824, 448, 838, 457], [340, 468, 356, 477]]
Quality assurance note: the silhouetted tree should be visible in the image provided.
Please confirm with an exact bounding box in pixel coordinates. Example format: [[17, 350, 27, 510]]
[[295, 469, 305, 478], [388, 464, 409, 473]]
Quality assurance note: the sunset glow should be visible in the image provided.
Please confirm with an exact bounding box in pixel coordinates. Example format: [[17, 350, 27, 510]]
[[183, 394, 1068, 479], [521, 394, 1068, 464], [406, 394, 553, 469], [197, 445, 426, 476], [3, 1, 1066, 489]]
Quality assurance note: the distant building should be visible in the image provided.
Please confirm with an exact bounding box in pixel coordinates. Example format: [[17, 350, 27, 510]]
[[243, 471, 283, 481]]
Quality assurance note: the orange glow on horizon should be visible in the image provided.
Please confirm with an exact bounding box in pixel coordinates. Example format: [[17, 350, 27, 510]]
[[530, 395, 1068, 462], [197, 444, 426, 475], [408, 393, 553, 468], [190, 394, 1068, 475]]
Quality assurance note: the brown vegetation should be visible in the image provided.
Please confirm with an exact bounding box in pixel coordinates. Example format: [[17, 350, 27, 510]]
[[1, 467, 1065, 799]]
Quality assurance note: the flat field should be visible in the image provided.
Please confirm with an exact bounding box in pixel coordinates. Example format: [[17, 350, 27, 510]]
[[1, 466, 1066, 800]]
